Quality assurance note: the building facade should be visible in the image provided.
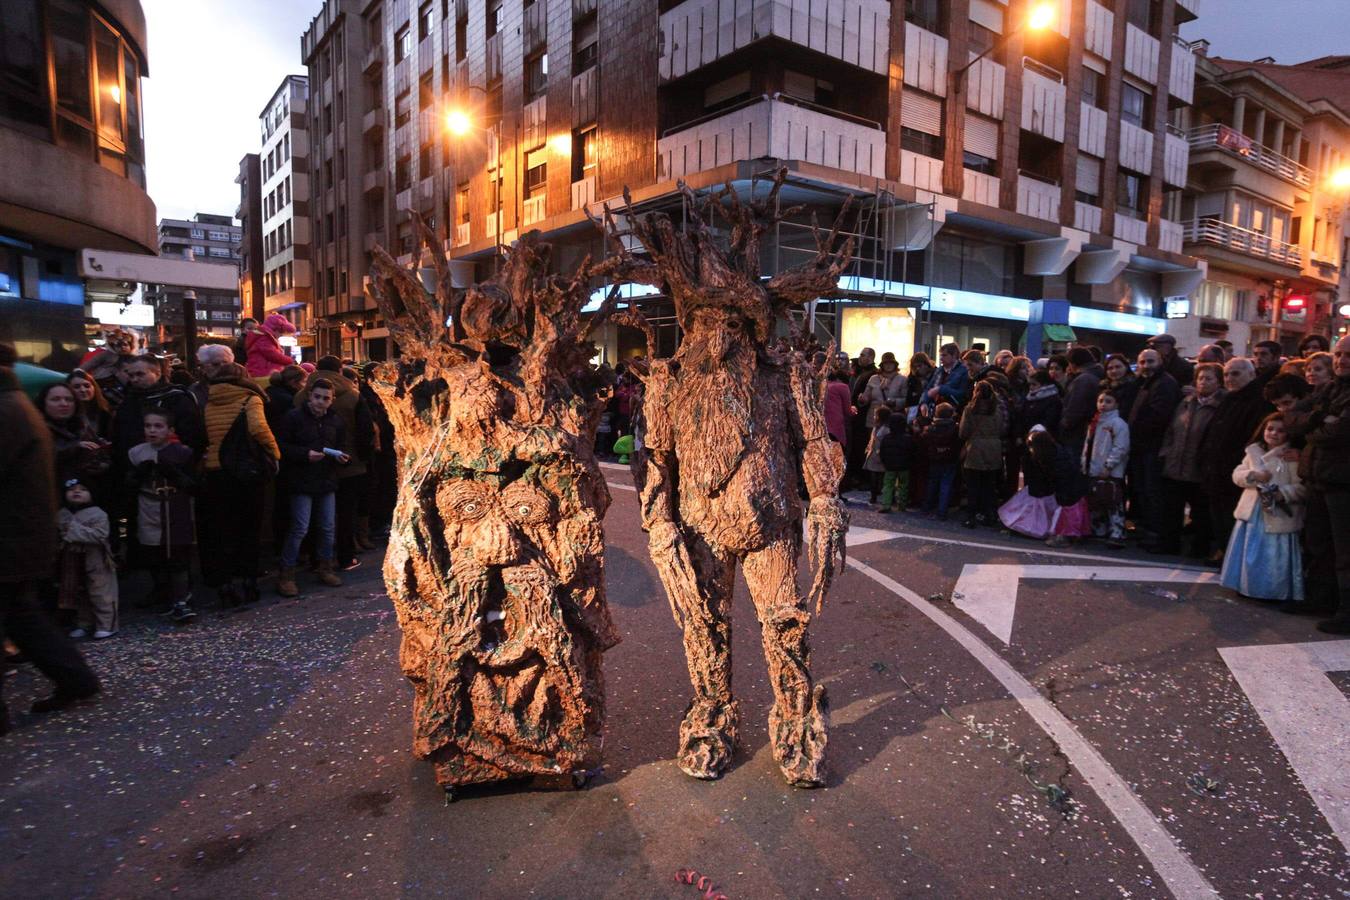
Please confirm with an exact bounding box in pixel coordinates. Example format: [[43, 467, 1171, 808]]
[[302, 2, 384, 360], [0, 0, 155, 363], [259, 75, 316, 350], [237, 152, 266, 322], [147, 213, 242, 348], [1176, 52, 1350, 353], [317, 0, 1208, 362]]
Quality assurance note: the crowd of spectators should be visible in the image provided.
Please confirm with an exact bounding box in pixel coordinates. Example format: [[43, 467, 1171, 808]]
[[0, 330, 398, 730], [827, 332, 1350, 635]]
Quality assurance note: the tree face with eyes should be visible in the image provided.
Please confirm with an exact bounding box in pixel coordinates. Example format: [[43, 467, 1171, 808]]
[[365, 222, 618, 791]]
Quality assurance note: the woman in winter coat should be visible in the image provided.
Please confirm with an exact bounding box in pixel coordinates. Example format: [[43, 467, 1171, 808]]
[[37, 382, 109, 488], [1156, 363, 1224, 556], [862, 352, 906, 427], [66, 369, 113, 438], [960, 381, 1005, 527], [1220, 413, 1305, 602], [1102, 354, 1140, 419], [244, 313, 297, 379]]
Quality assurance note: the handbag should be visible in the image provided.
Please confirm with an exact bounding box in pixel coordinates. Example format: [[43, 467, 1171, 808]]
[[218, 401, 275, 484], [1086, 476, 1121, 514]]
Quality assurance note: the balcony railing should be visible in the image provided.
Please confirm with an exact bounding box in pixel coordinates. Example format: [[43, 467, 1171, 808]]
[[1187, 123, 1311, 187], [1183, 217, 1302, 267]]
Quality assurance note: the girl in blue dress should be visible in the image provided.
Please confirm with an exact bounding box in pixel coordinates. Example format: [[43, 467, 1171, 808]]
[[1220, 413, 1305, 602]]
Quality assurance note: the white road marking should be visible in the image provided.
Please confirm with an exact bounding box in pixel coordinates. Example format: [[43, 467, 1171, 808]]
[[847, 557, 1219, 899], [952, 565, 1221, 645], [880, 529, 1215, 570], [598, 461, 630, 472], [1219, 640, 1350, 853], [608, 481, 636, 492]]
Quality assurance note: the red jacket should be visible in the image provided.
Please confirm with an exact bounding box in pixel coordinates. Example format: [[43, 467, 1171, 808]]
[[244, 329, 293, 378]]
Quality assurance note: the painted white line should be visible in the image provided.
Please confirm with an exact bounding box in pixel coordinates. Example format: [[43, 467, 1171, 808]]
[[878, 529, 1215, 570], [1219, 640, 1350, 854], [953, 565, 1221, 645], [598, 461, 630, 473], [847, 557, 1219, 899], [607, 481, 636, 492]]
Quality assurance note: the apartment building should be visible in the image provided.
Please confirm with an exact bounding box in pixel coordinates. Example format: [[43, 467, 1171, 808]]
[[327, 0, 1207, 362], [1176, 52, 1350, 353], [258, 75, 316, 347], [148, 213, 243, 343], [236, 152, 266, 322], [0, 0, 155, 361]]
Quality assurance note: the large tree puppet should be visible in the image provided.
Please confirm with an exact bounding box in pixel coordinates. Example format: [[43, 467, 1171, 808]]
[[364, 217, 621, 793], [596, 170, 853, 787]]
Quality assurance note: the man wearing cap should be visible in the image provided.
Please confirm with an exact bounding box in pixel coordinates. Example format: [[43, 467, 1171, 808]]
[[1146, 334, 1194, 388]]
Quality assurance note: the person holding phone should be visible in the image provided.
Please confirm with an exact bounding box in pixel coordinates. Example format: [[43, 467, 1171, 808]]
[[275, 378, 348, 597]]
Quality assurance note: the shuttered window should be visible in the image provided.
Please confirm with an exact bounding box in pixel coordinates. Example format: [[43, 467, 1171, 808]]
[[964, 115, 1000, 158], [901, 91, 943, 136], [969, 0, 1005, 33]]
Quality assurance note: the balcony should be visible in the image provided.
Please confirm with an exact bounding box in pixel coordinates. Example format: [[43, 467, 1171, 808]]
[[362, 169, 385, 195], [1114, 213, 1148, 244], [522, 194, 547, 227], [1163, 128, 1189, 187], [1074, 202, 1103, 234], [1021, 59, 1066, 142], [1169, 36, 1197, 104], [903, 21, 948, 96], [1159, 219, 1184, 254], [1118, 120, 1154, 173], [362, 43, 383, 74], [658, 94, 884, 181], [1123, 24, 1159, 83], [660, 0, 890, 82], [1187, 123, 1312, 187], [362, 107, 384, 135], [1183, 217, 1302, 268], [453, 222, 469, 247], [1016, 173, 1060, 222], [571, 174, 597, 210], [1084, 1, 1113, 59]]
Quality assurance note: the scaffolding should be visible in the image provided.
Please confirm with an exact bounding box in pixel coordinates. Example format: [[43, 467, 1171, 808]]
[[599, 165, 939, 359]]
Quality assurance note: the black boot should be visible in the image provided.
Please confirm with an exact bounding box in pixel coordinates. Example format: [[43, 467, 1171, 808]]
[[1314, 590, 1350, 634]]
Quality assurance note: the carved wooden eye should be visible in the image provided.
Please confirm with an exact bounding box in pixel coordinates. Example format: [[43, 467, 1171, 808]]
[[441, 481, 492, 522], [501, 483, 552, 524]]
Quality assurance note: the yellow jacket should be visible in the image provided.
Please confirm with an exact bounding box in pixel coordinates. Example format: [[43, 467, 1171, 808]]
[[202, 378, 280, 471]]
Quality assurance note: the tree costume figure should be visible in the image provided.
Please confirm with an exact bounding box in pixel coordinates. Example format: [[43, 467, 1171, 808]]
[[597, 171, 852, 787], [365, 219, 619, 792]]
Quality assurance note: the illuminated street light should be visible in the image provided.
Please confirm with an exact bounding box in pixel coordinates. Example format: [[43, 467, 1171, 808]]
[[955, 0, 1059, 85], [1329, 166, 1350, 191], [1027, 2, 1058, 32], [445, 108, 472, 137]]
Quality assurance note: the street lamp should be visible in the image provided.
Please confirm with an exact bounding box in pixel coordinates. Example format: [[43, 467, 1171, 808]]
[[954, 0, 1059, 86], [1329, 166, 1350, 191], [444, 87, 503, 272]]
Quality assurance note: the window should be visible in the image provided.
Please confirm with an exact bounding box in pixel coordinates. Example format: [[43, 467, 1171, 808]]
[[905, 0, 946, 35], [338, 205, 347, 236], [968, 22, 999, 59], [525, 53, 548, 100], [394, 91, 411, 128], [1019, 131, 1061, 184], [900, 91, 943, 159], [283, 133, 290, 159], [419, 142, 433, 174], [1125, 0, 1160, 36], [968, 0, 1004, 58], [191, 245, 206, 256], [1117, 169, 1147, 217], [456, 184, 470, 224], [572, 126, 597, 182], [1121, 83, 1150, 128], [395, 154, 412, 191], [209, 247, 231, 259], [455, 9, 468, 61], [486, 0, 504, 38], [420, 73, 434, 110], [0, 0, 48, 136], [1081, 69, 1105, 110], [395, 25, 412, 62], [418, 2, 434, 40], [962, 115, 999, 175], [525, 148, 547, 200], [932, 234, 1013, 295], [190, 228, 205, 239], [573, 13, 598, 74], [1075, 155, 1103, 204], [208, 230, 230, 241], [1193, 281, 1238, 320]]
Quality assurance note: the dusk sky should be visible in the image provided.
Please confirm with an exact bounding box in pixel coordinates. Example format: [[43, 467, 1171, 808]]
[[141, 1, 1350, 224]]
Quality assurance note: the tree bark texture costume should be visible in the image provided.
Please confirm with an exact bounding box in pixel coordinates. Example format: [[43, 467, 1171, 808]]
[[596, 171, 852, 787], [365, 219, 619, 791]]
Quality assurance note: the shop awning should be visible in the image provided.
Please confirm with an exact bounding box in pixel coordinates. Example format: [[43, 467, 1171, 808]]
[[1041, 324, 1077, 342]]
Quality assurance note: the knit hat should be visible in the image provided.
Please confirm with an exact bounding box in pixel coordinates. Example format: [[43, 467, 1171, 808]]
[[263, 313, 297, 336]]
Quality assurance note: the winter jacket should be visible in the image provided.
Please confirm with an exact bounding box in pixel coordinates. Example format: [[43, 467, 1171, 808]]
[[1023, 445, 1085, 505], [861, 372, 906, 427], [294, 370, 373, 478], [904, 371, 932, 409], [823, 379, 853, 445], [1082, 410, 1129, 479], [1285, 376, 1350, 487], [59, 506, 112, 561], [1159, 390, 1224, 483], [927, 363, 972, 409], [200, 367, 281, 471], [1059, 364, 1104, 448], [1127, 371, 1182, 451], [864, 424, 890, 473], [244, 329, 293, 378], [126, 441, 196, 551], [0, 369, 59, 583], [1231, 443, 1305, 533], [277, 405, 348, 495], [1104, 375, 1140, 420], [266, 383, 298, 433], [45, 415, 109, 486], [1017, 384, 1063, 441], [111, 380, 204, 463], [1199, 380, 1275, 494], [1161, 352, 1194, 389], [959, 404, 1005, 471], [923, 418, 960, 465], [879, 425, 914, 472]]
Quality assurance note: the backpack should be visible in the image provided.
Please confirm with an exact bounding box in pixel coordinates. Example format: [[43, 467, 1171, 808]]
[[219, 400, 274, 484], [879, 426, 912, 471]]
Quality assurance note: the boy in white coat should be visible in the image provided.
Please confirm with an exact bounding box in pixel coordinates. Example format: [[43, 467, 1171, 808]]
[[1082, 390, 1130, 547]]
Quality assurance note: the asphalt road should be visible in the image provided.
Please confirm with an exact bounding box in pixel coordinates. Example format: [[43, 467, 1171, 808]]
[[2, 463, 1346, 898]]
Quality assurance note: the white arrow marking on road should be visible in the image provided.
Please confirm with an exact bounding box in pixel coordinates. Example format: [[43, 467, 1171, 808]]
[[953, 565, 1221, 646], [1220, 640, 1350, 854]]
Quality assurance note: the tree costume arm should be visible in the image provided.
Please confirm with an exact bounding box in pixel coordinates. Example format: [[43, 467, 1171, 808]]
[[788, 357, 849, 614]]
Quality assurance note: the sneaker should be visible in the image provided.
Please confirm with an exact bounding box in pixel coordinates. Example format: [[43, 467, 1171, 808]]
[[340, 558, 362, 572], [68, 628, 88, 639], [92, 630, 117, 640], [168, 602, 197, 624]]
